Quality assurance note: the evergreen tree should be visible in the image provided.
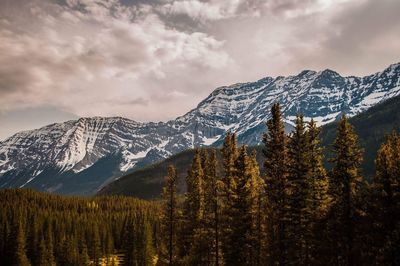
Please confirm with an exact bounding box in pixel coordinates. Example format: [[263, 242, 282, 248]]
[[26, 215, 39, 264], [181, 149, 209, 265], [161, 165, 178, 265], [262, 102, 289, 265], [223, 145, 253, 265], [204, 149, 223, 266], [286, 114, 310, 265], [221, 132, 239, 203], [202, 149, 221, 265], [10, 221, 31, 266], [329, 114, 363, 266], [307, 119, 330, 264], [308, 119, 330, 219], [36, 236, 56, 266], [248, 149, 264, 266], [91, 224, 101, 265], [221, 132, 239, 264], [370, 132, 400, 264]]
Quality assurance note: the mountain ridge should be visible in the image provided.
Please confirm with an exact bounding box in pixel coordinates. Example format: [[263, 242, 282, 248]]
[[1, 62, 399, 195]]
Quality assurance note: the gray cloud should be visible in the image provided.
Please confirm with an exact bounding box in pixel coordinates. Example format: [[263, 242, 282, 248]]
[[0, 0, 399, 139]]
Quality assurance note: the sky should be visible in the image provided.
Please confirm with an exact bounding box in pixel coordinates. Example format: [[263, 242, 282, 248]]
[[0, 0, 399, 139]]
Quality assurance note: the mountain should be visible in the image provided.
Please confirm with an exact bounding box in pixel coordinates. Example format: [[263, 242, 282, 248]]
[[1, 62, 400, 195], [99, 94, 400, 199]]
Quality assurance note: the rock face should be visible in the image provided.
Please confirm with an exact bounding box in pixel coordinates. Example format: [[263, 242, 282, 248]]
[[1, 63, 399, 195]]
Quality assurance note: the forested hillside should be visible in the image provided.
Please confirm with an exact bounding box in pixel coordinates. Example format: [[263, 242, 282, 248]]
[[320, 94, 400, 176], [0, 189, 160, 266]]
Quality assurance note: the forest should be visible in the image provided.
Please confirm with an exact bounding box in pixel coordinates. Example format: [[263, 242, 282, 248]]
[[159, 103, 400, 266], [0, 190, 160, 266], [1, 103, 399, 265]]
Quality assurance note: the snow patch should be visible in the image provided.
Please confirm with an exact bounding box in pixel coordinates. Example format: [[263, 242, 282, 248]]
[[201, 135, 220, 145]]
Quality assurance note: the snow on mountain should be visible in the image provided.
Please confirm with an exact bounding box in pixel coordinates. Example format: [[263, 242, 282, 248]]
[[1, 62, 399, 194]]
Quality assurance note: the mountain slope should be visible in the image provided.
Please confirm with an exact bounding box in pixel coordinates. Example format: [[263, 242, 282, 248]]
[[99, 94, 400, 199], [1, 62, 400, 195], [320, 94, 400, 177]]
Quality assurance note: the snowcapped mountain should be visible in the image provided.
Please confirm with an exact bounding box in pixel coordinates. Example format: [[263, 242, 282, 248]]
[[1, 62, 400, 195]]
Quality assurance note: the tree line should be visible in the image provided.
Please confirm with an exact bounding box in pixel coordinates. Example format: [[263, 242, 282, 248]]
[[159, 103, 400, 266], [0, 189, 160, 266]]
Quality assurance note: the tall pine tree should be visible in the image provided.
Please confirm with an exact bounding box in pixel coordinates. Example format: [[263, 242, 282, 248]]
[[223, 145, 254, 265], [248, 149, 264, 266], [329, 114, 363, 266], [221, 132, 239, 265], [286, 115, 310, 265], [307, 118, 330, 264], [370, 132, 400, 265], [161, 165, 178, 265], [262, 103, 289, 265], [181, 149, 208, 264]]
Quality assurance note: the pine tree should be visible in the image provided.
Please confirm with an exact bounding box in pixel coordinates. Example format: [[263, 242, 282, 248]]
[[221, 132, 239, 203], [308, 119, 330, 218], [26, 215, 38, 264], [182, 149, 209, 265], [161, 165, 178, 265], [36, 237, 56, 266], [10, 221, 31, 266], [262, 102, 289, 265], [201, 149, 222, 265], [91, 224, 101, 265], [223, 145, 254, 265], [220, 132, 239, 264], [286, 114, 310, 265], [248, 149, 264, 266], [307, 119, 330, 264], [370, 132, 400, 264], [329, 114, 363, 266]]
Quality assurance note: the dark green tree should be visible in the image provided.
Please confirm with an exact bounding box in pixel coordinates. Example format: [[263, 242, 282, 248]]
[[369, 132, 400, 265], [223, 145, 253, 265], [248, 149, 264, 266], [329, 114, 363, 266], [307, 119, 330, 264], [160, 165, 178, 265], [286, 114, 310, 265], [262, 103, 289, 265]]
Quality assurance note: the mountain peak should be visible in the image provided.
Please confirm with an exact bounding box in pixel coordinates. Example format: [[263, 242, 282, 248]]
[[297, 70, 317, 77], [319, 68, 341, 77]]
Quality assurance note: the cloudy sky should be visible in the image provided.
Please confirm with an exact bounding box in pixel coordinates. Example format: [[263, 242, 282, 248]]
[[0, 0, 399, 139]]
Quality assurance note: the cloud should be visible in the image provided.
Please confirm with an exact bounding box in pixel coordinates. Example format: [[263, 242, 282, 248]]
[[0, 0, 231, 121]]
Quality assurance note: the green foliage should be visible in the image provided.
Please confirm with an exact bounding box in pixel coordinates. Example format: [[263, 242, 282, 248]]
[[328, 115, 364, 265], [160, 165, 178, 265], [361, 132, 400, 265], [262, 103, 289, 265], [0, 189, 159, 266], [286, 115, 311, 264]]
